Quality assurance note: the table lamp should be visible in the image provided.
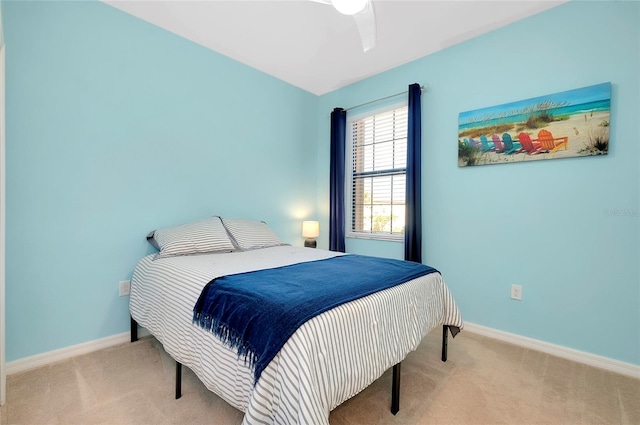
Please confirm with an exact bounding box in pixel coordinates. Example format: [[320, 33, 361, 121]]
[[302, 221, 319, 248]]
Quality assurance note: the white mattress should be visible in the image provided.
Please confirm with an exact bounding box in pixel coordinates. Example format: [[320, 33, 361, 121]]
[[129, 246, 463, 424]]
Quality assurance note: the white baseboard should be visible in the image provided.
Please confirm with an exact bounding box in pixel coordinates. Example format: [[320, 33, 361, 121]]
[[6, 328, 150, 375], [6, 323, 639, 379], [464, 322, 640, 379]]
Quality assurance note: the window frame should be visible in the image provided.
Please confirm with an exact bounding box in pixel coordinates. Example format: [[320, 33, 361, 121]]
[[345, 100, 408, 242]]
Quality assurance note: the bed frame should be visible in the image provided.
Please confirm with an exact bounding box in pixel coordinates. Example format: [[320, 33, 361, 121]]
[[130, 316, 452, 415]]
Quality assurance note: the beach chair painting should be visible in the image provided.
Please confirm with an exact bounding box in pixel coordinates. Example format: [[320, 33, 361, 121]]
[[518, 132, 542, 155], [491, 134, 505, 153], [479, 135, 495, 152], [537, 129, 569, 154], [458, 82, 611, 166], [468, 137, 482, 149], [501, 133, 522, 155]]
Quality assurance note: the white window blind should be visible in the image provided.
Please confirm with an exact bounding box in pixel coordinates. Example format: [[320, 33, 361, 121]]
[[349, 105, 408, 239]]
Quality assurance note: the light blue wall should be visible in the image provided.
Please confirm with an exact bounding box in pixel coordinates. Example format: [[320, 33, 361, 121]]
[[317, 1, 639, 365], [3, 1, 318, 361]]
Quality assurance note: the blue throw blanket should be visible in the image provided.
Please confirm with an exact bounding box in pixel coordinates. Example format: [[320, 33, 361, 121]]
[[193, 254, 438, 384]]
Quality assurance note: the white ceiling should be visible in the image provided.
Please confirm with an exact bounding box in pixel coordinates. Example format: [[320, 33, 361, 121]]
[[104, 0, 567, 95]]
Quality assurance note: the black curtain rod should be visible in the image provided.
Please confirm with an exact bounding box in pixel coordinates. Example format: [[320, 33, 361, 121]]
[[345, 84, 426, 112]]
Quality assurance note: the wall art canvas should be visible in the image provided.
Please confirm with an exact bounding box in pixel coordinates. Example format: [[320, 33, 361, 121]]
[[458, 82, 611, 167]]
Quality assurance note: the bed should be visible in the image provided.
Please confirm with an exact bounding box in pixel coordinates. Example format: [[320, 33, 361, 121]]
[[129, 217, 463, 425]]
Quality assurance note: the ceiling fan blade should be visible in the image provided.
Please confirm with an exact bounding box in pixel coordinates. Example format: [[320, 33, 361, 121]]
[[352, 2, 376, 52]]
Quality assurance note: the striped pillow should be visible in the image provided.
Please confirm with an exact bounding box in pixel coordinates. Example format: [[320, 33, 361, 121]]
[[222, 218, 283, 250], [151, 217, 235, 258]]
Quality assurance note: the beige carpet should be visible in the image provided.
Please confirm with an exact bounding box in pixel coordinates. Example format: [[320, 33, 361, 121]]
[[1, 329, 638, 424]]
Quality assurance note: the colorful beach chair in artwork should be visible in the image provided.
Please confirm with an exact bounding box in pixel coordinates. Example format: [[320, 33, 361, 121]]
[[537, 129, 569, 154], [468, 137, 482, 149], [462, 138, 476, 149], [501, 133, 522, 155], [479, 135, 495, 152], [491, 134, 505, 153], [517, 132, 542, 155]]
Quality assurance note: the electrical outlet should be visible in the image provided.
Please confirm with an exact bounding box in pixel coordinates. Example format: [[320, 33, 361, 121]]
[[510, 284, 522, 300], [119, 280, 131, 297]]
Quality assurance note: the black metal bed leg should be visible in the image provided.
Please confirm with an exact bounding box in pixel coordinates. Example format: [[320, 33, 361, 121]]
[[442, 325, 449, 362], [130, 316, 138, 343], [176, 361, 182, 399], [391, 362, 401, 415]]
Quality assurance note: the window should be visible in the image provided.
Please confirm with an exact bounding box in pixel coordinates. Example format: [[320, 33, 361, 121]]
[[348, 104, 408, 240]]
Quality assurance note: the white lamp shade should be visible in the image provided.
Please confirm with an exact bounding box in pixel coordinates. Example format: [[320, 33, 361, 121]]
[[331, 0, 368, 15], [302, 221, 320, 238]]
